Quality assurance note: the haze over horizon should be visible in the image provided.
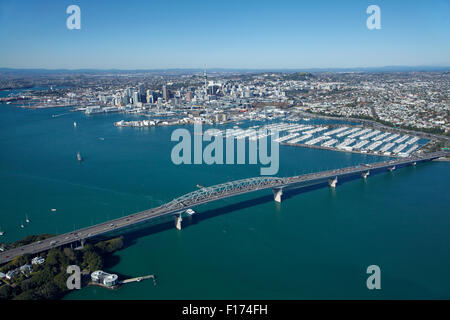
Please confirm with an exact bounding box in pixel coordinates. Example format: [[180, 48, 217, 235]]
[[0, 65, 449, 73], [0, 0, 449, 69]]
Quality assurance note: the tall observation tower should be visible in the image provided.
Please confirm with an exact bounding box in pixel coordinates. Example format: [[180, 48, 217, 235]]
[[204, 67, 207, 96]]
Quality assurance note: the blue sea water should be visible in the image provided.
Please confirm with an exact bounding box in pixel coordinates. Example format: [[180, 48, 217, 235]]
[[0, 98, 449, 299]]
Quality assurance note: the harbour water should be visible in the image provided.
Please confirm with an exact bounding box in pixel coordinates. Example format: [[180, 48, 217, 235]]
[[0, 95, 449, 299]]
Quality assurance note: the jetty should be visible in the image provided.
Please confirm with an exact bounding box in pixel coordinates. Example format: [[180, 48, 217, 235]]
[[121, 274, 156, 286]]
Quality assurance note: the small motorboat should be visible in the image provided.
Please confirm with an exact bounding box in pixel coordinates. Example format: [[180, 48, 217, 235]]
[[186, 209, 196, 216]]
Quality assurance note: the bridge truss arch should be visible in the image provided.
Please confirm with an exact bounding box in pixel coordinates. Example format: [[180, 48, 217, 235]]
[[162, 176, 285, 211]]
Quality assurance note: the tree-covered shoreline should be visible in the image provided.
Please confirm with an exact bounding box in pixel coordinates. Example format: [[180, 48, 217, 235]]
[[0, 235, 124, 300]]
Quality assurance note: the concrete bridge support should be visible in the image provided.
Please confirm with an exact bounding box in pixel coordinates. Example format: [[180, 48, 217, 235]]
[[273, 188, 283, 203], [73, 239, 86, 251], [175, 214, 183, 230], [328, 177, 338, 188], [361, 171, 370, 179], [388, 166, 396, 172]]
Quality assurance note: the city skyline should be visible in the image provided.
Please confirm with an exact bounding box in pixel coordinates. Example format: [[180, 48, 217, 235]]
[[0, 0, 449, 69]]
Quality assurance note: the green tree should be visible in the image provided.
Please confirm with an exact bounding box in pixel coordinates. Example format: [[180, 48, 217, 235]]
[[0, 285, 12, 300], [13, 290, 37, 300], [63, 247, 76, 262]]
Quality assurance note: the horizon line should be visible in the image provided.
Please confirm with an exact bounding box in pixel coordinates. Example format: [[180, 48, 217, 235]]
[[0, 65, 449, 73]]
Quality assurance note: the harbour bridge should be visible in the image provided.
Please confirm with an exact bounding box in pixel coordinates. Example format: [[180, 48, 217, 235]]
[[0, 150, 447, 264]]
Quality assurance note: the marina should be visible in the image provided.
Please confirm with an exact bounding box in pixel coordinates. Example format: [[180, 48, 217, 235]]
[[155, 119, 429, 158], [184, 121, 430, 158], [270, 122, 429, 157]]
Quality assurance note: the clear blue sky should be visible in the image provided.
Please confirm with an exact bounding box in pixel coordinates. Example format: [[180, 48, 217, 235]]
[[0, 0, 449, 69]]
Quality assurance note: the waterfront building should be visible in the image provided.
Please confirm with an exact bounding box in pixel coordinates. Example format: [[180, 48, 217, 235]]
[[104, 274, 119, 287], [91, 270, 119, 287], [85, 106, 103, 115]]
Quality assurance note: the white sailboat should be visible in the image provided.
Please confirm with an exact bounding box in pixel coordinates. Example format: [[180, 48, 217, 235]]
[[73, 121, 77, 128], [0, 226, 5, 236], [20, 221, 25, 229], [25, 214, 30, 223]]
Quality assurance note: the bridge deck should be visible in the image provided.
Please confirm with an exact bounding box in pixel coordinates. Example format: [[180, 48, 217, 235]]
[[0, 151, 447, 264]]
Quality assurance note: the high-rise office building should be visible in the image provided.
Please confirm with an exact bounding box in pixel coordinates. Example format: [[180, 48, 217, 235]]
[[138, 83, 145, 95], [146, 89, 154, 103], [132, 91, 140, 105], [162, 85, 170, 101], [207, 85, 220, 96], [149, 95, 154, 104], [126, 88, 132, 98], [138, 84, 146, 102]]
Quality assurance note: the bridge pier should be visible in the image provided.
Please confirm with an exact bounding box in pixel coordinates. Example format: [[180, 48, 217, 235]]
[[73, 239, 86, 251], [273, 188, 283, 203], [328, 177, 338, 188], [361, 171, 370, 179], [388, 166, 396, 172], [175, 214, 183, 230]]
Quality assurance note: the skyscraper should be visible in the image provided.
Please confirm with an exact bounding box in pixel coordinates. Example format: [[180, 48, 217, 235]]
[[146, 89, 154, 103], [204, 69, 207, 96], [162, 85, 170, 101], [138, 83, 146, 102], [138, 83, 145, 95], [132, 91, 140, 105]]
